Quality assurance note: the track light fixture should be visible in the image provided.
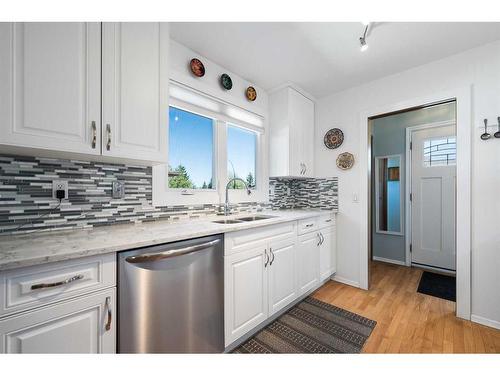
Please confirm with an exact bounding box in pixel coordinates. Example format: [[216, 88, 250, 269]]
[[359, 23, 369, 52]]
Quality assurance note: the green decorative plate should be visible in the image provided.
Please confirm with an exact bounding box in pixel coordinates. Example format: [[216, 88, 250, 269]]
[[220, 74, 233, 90]]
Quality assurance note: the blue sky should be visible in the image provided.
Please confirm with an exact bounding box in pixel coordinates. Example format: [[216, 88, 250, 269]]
[[169, 107, 256, 188]]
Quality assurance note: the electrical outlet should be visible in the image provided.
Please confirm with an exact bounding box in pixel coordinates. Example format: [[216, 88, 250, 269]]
[[52, 180, 69, 200]]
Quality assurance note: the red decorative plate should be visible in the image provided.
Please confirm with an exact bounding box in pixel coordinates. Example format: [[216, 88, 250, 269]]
[[190, 58, 205, 77]]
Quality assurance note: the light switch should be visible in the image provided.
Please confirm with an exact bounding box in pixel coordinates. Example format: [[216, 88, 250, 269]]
[[112, 181, 125, 199]]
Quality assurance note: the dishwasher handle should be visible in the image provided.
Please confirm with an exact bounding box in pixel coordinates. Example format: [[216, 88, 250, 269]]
[[125, 239, 221, 264]]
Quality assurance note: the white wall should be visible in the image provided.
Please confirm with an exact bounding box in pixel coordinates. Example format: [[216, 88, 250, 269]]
[[169, 40, 269, 116], [315, 40, 500, 326]]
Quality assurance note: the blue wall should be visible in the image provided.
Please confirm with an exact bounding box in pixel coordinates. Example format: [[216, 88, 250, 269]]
[[371, 101, 456, 263]]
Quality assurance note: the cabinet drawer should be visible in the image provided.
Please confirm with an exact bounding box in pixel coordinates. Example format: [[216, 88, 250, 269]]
[[0, 288, 115, 353], [297, 218, 318, 235], [225, 222, 296, 256], [0, 254, 116, 317], [317, 214, 336, 229]]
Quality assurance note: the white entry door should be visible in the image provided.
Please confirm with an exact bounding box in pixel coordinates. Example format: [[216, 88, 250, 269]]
[[411, 124, 456, 270]]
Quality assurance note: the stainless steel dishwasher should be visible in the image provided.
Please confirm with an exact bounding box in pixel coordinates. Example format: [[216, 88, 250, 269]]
[[118, 234, 224, 353]]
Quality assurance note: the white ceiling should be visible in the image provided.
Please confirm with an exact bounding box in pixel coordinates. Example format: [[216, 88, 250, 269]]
[[170, 22, 500, 98]]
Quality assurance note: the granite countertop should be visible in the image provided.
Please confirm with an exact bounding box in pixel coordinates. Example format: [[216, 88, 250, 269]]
[[0, 209, 336, 271]]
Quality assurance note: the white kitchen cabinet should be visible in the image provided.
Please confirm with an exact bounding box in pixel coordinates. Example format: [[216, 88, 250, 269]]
[[101, 23, 168, 162], [224, 245, 268, 346], [0, 288, 116, 353], [296, 231, 320, 295], [268, 237, 297, 315], [269, 86, 315, 178], [0, 22, 168, 164], [0, 23, 102, 155], [319, 228, 337, 281]]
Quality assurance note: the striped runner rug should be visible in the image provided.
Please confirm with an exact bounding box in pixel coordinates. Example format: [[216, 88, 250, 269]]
[[232, 297, 376, 353]]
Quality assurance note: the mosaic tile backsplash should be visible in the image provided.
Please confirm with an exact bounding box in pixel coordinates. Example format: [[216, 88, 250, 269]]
[[0, 154, 337, 235], [269, 177, 338, 210]]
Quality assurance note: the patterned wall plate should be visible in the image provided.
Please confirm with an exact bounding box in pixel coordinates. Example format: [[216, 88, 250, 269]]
[[190, 58, 205, 77], [324, 128, 344, 149], [220, 73, 233, 90], [246, 86, 257, 101], [336, 152, 355, 170]]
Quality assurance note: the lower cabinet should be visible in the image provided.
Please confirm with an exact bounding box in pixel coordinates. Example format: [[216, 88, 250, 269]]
[[319, 227, 337, 281], [296, 232, 320, 295], [0, 288, 116, 354], [224, 245, 269, 346], [268, 237, 297, 315]]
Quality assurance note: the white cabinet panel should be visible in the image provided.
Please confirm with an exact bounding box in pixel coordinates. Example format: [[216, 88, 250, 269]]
[[319, 228, 336, 281], [224, 246, 268, 346], [0, 288, 115, 353], [269, 86, 314, 178], [296, 232, 320, 295], [102, 22, 168, 162], [0, 22, 101, 154], [268, 238, 296, 315]]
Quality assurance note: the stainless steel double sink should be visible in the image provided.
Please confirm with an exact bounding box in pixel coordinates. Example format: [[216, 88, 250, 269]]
[[212, 215, 276, 225]]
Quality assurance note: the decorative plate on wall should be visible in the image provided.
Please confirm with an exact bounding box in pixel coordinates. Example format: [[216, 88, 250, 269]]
[[190, 58, 205, 77], [336, 152, 355, 170], [246, 86, 257, 101], [324, 128, 344, 149], [220, 74, 233, 90]]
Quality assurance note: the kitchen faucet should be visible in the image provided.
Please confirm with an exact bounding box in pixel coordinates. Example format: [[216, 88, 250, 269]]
[[225, 178, 251, 215]]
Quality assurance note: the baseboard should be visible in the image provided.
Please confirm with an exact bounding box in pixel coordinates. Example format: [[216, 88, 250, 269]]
[[471, 314, 500, 330], [331, 275, 360, 288], [372, 256, 406, 266]]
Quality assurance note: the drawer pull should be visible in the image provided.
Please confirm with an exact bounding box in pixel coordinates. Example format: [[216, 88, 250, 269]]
[[305, 223, 314, 228], [106, 124, 112, 151], [105, 296, 112, 331], [91, 121, 97, 149], [325, 219, 332, 222], [30, 274, 84, 290]]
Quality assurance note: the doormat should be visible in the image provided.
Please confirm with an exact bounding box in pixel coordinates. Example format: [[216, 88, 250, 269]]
[[417, 271, 456, 302]]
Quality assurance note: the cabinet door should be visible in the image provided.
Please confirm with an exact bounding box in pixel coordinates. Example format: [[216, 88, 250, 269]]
[[0, 288, 115, 354], [289, 88, 314, 177], [0, 23, 101, 154], [102, 23, 168, 162], [268, 238, 297, 315], [296, 232, 320, 296], [224, 246, 268, 346], [319, 229, 336, 281]]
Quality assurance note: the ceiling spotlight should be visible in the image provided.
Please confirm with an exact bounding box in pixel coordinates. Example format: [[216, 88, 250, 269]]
[[359, 23, 369, 52]]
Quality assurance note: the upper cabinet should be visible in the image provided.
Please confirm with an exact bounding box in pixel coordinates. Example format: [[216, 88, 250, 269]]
[[101, 23, 168, 162], [0, 23, 102, 155], [269, 86, 315, 178], [0, 22, 168, 164]]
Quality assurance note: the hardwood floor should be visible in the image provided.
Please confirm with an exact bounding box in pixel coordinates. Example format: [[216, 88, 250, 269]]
[[312, 261, 500, 353]]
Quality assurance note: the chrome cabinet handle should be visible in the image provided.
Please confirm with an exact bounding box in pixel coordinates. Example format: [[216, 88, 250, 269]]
[[303, 163, 307, 175], [91, 121, 97, 149], [317, 233, 321, 246], [30, 274, 84, 290], [264, 249, 269, 267], [106, 124, 111, 151], [320, 232, 324, 245], [305, 223, 314, 228], [105, 296, 112, 331], [325, 219, 332, 223], [269, 248, 275, 266], [125, 239, 220, 263]]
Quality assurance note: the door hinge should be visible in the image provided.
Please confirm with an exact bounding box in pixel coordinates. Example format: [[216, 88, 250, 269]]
[[410, 141, 412, 150], [410, 244, 412, 253], [410, 192, 412, 201]]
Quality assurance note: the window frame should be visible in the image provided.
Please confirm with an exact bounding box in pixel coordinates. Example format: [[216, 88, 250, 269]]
[[153, 97, 268, 207]]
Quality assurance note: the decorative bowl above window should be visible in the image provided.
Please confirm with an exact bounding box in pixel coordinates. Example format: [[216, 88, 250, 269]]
[[190, 58, 205, 77]]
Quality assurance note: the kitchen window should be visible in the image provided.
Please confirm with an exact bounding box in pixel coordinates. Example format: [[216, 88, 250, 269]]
[[227, 125, 257, 189], [168, 107, 215, 190], [153, 84, 267, 206]]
